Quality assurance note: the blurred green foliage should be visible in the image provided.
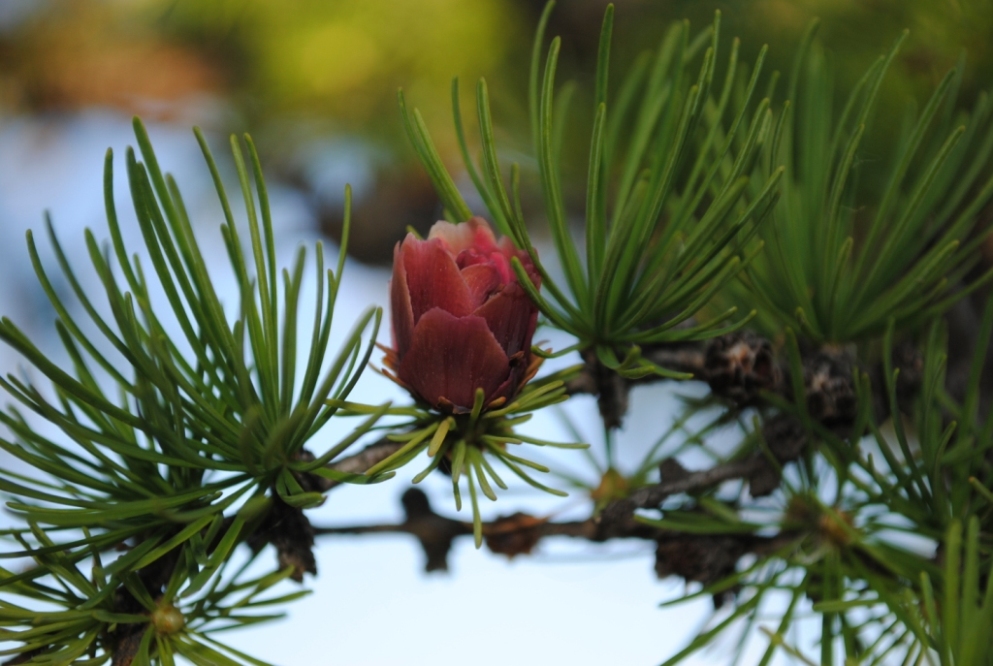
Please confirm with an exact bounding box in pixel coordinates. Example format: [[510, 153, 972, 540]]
[[157, 0, 523, 140], [3, 0, 990, 162]]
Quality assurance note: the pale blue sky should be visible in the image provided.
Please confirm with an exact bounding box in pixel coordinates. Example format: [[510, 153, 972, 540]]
[[0, 113, 812, 665]]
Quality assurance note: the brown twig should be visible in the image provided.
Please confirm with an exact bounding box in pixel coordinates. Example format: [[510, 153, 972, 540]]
[[623, 457, 767, 511], [314, 487, 659, 572], [565, 333, 782, 427], [319, 440, 406, 491], [313, 486, 797, 610]]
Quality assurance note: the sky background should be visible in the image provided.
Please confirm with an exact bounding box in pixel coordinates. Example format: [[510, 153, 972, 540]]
[[0, 112, 810, 665]]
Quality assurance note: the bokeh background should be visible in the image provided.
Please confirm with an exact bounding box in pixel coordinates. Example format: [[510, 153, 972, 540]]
[[3, 0, 990, 263], [0, 1, 991, 664]]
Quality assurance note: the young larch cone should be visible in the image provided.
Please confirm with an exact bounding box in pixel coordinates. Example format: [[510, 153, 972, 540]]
[[384, 217, 541, 413]]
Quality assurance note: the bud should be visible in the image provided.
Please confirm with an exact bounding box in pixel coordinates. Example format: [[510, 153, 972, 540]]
[[152, 603, 185, 635], [385, 217, 540, 413]]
